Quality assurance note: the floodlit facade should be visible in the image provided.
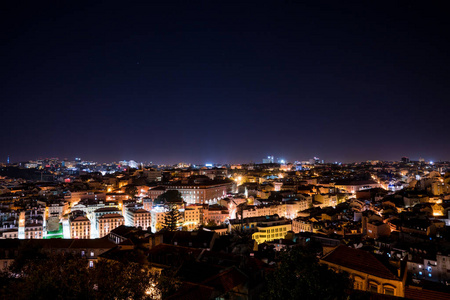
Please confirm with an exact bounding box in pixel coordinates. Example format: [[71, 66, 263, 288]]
[[125, 208, 151, 230], [97, 213, 124, 238], [70, 216, 91, 239]]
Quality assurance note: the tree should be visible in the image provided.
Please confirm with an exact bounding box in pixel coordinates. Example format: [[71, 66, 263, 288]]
[[206, 219, 218, 227], [261, 246, 351, 300], [1, 245, 159, 300], [157, 190, 183, 204], [2, 251, 93, 300], [162, 204, 181, 231], [125, 185, 138, 198], [230, 226, 255, 255], [92, 259, 157, 300]]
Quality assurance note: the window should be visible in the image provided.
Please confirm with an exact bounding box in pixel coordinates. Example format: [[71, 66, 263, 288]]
[[89, 261, 94, 268], [369, 284, 378, 293], [353, 281, 363, 290], [384, 288, 395, 296]]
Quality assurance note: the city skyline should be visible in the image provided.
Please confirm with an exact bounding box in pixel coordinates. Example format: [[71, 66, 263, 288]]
[[0, 153, 442, 166]]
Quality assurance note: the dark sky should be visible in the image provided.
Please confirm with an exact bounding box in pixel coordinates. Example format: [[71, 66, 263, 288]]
[[1, 1, 449, 164]]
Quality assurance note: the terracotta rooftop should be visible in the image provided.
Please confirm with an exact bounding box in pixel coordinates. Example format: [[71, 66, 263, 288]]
[[405, 286, 450, 300], [70, 216, 89, 222], [321, 245, 398, 280], [99, 213, 124, 219]]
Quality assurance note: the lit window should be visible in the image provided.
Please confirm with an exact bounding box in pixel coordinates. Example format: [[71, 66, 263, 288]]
[[369, 284, 378, 293], [384, 288, 394, 296]]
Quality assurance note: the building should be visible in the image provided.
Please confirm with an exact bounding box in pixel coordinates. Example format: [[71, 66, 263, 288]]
[[252, 220, 291, 245], [150, 206, 168, 233], [203, 205, 229, 226], [124, 207, 151, 231], [263, 156, 274, 164], [97, 213, 124, 238], [0, 228, 18, 239], [47, 202, 69, 219], [237, 215, 292, 245], [24, 223, 43, 239], [321, 245, 405, 297], [314, 194, 337, 208], [292, 217, 324, 233], [70, 216, 91, 239], [334, 180, 379, 194], [105, 192, 129, 202], [366, 220, 391, 239], [147, 186, 167, 200], [183, 205, 203, 230], [165, 179, 233, 205]]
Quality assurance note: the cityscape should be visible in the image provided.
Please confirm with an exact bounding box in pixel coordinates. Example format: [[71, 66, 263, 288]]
[[1, 156, 450, 298], [2, 1, 450, 299]]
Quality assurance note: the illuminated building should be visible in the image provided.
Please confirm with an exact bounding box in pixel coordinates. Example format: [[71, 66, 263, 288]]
[[203, 206, 228, 225], [321, 245, 405, 297], [24, 223, 43, 239], [251, 217, 292, 245], [0, 229, 18, 239], [91, 207, 123, 238], [150, 206, 168, 233], [165, 179, 233, 205], [314, 193, 337, 208], [97, 213, 124, 238], [105, 192, 129, 202], [334, 180, 380, 194], [292, 217, 322, 233], [148, 186, 166, 200], [183, 205, 203, 230], [366, 220, 390, 239], [47, 202, 69, 219], [70, 216, 91, 239], [262, 156, 274, 164], [124, 207, 151, 230]]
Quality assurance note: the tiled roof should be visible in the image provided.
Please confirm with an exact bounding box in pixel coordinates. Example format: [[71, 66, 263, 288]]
[[94, 207, 120, 213], [321, 245, 398, 280], [405, 286, 450, 300], [70, 216, 89, 222], [99, 213, 123, 219]]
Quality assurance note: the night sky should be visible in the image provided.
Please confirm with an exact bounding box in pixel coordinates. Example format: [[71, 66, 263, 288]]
[[1, 1, 449, 164]]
